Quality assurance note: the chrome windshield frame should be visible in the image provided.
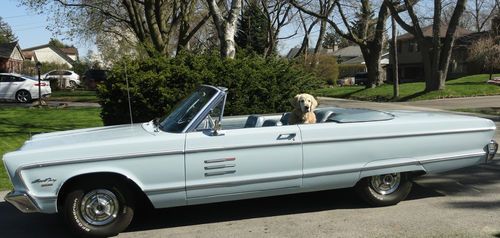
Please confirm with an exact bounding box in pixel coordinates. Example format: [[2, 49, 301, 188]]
[[181, 85, 228, 133]]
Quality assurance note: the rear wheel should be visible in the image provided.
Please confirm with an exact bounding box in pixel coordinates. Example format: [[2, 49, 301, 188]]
[[355, 172, 412, 206], [15, 90, 32, 103], [62, 182, 135, 237], [69, 80, 77, 88]]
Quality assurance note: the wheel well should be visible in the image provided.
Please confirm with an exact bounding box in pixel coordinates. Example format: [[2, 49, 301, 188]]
[[56, 172, 152, 212]]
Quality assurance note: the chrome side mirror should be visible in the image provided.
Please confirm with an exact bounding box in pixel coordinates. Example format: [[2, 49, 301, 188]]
[[211, 119, 224, 136]]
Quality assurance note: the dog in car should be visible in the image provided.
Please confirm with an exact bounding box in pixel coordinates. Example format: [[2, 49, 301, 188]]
[[288, 93, 318, 125]]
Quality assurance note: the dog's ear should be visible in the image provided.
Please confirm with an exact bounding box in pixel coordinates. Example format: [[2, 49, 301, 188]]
[[311, 96, 318, 110], [290, 94, 300, 109]]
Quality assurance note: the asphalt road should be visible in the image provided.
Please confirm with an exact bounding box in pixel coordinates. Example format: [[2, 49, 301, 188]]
[[1, 155, 499, 238]]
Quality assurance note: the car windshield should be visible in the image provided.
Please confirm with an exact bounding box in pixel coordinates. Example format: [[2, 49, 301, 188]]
[[159, 86, 218, 133]]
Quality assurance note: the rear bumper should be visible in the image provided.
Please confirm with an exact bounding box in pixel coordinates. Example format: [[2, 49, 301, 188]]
[[487, 140, 498, 162], [4, 191, 40, 213]]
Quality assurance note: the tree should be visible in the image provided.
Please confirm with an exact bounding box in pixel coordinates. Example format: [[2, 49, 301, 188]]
[[259, 0, 297, 57], [236, 1, 271, 55], [442, 0, 498, 32], [468, 35, 500, 80], [0, 17, 17, 43], [206, 0, 243, 59], [20, 0, 211, 56], [48, 38, 73, 48], [386, 0, 467, 92], [322, 27, 355, 49], [291, 0, 391, 88]]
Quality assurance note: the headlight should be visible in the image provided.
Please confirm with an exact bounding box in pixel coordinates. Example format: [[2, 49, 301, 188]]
[[487, 140, 498, 161]]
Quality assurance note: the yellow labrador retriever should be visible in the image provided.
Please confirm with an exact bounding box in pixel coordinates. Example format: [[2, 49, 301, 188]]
[[288, 93, 318, 125]]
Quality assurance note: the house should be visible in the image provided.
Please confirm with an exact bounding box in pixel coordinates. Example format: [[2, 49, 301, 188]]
[[0, 42, 25, 73], [22, 44, 78, 68], [387, 24, 472, 82]]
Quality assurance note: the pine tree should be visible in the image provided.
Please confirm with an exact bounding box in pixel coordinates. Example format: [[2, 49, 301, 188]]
[[235, 1, 273, 55], [0, 17, 18, 43]]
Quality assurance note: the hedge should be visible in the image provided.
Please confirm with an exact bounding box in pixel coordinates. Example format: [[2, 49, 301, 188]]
[[97, 53, 322, 125]]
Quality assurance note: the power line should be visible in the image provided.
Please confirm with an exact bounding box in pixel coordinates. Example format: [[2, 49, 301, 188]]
[[2, 14, 36, 19]]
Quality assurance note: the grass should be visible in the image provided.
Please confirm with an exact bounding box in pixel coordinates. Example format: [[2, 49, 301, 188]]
[[315, 74, 500, 102], [48, 90, 98, 103], [0, 107, 102, 190]]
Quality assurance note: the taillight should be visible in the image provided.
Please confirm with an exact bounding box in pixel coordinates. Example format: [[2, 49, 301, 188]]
[[34, 82, 47, 86]]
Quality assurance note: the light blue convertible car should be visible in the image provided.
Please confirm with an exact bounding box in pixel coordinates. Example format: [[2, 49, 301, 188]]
[[3, 85, 498, 237]]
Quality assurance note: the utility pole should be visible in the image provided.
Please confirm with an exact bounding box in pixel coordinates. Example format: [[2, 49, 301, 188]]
[[391, 16, 399, 99], [36, 61, 42, 106]]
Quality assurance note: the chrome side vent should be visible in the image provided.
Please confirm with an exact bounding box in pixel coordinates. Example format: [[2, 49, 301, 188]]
[[204, 157, 237, 176]]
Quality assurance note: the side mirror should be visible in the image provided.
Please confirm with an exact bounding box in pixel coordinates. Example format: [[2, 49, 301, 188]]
[[211, 119, 224, 136]]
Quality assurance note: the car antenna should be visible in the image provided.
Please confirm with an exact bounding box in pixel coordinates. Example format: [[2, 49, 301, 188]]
[[124, 63, 134, 125]]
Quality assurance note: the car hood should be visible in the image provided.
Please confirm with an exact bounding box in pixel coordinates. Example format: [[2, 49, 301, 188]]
[[21, 123, 152, 151]]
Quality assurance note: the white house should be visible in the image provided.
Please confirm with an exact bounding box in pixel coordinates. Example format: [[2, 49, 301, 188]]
[[22, 44, 78, 68]]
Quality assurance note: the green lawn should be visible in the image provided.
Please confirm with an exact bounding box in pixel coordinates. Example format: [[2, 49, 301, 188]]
[[315, 74, 500, 102], [0, 107, 102, 190], [48, 90, 98, 103]]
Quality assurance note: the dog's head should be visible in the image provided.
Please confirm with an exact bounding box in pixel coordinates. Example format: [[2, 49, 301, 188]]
[[291, 93, 318, 113]]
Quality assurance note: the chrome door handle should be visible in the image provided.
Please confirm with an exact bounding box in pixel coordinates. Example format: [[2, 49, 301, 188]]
[[277, 133, 296, 140]]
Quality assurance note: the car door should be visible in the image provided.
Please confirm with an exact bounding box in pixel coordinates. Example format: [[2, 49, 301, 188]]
[[0, 75, 21, 99], [185, 124, 303, 199]]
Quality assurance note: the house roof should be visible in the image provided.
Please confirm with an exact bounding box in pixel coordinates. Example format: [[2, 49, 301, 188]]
[[331, 46, 362, 58], [60, 47, 78, 55], [341, 52, 389, 65], [0, 42, 20, 59], [454, 31, 491, 46], [398, 24, 472, 41], [22, 44, 76, 65]]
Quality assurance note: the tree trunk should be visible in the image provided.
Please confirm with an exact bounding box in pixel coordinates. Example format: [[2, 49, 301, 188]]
[[207, 0, 242, 59], [362, 48, 382, 89]]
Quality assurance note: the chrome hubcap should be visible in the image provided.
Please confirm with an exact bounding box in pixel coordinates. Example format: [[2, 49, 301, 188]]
[[80, 189, 119, 226], [370, 173, 401, 195]]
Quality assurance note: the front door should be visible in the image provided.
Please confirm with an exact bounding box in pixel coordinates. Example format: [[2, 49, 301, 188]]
[[185, 125, 302, 199]]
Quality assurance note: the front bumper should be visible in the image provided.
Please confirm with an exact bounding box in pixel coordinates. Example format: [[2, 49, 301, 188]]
[[4, 191, 40, 213]]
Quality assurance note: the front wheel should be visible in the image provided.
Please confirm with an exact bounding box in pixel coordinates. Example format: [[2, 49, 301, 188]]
[[355, 172, 412, 206], [62, 183, 135, 237]]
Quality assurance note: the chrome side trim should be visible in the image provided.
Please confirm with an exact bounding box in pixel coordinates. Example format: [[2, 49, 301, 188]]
[[187, 174, 302, 190], [15, 149, 184, 192], [205, 164, 236, 170], [302, 127, 496, 145], [205, 170, 236, 176], [143, 186, 186, 195], [187, 141, 301, 154], [204, 157, 235, 163], [419, 152, 486, 164]]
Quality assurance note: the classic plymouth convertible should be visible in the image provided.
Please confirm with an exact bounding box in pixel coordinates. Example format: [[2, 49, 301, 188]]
[[3, 85, 498, 237]]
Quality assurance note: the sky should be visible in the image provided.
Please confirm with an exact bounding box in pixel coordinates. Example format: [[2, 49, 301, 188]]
[[0, 0, 95, 57]]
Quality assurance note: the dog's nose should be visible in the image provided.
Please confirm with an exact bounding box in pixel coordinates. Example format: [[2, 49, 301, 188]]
[[305, 106, 310, 111]]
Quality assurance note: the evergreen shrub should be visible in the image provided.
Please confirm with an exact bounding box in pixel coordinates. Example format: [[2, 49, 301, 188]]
[[97, 53, 322, 125]]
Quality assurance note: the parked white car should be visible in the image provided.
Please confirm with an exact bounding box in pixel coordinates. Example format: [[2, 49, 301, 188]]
[[0, 73, 51, 103], [41, 70, 80, 88]]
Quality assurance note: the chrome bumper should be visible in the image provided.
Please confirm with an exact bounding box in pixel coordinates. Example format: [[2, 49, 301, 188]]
[[487, 140, 498, 162], [4, 191, 40, 213]]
